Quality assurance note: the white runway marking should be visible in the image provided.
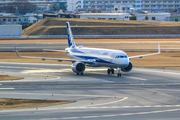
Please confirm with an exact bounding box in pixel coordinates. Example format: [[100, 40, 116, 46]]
[[28, 103, 180, 111], [0, 76, 61, 83], [84, 97, 128, 107], [1, 104, 180, 113], [0, 92, 119, 98], [62, 97, 128, 110], [21, 68, 106, 74], [0, 88, 14, 89], [0, 62, 70, 66], [127, 76, 147, 81], [0, 84, 2, 85], [155, 89, 180, 91], [59, 108, 180, 119], [137, 69, 180, 75], [21, 69, 69, 74], [0, 66, 44, 70]]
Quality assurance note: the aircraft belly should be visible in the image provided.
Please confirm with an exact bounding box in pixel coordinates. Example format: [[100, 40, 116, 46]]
[[98, 63, 127, 68]]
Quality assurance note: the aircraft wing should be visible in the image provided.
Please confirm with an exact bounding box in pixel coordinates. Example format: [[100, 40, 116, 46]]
[[129, 44, 161, 60], [43, 49, 66, 52], [15, 48, 94, 63]]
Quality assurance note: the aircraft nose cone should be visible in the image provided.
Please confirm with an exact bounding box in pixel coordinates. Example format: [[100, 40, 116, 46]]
[[122, 58, 129, 67]]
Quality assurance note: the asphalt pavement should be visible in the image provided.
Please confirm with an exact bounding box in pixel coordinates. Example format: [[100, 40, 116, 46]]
[[0, 62, 180, 120]]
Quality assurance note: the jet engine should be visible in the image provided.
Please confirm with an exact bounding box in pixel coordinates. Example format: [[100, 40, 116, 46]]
[[72, 62, 85, 74], [121, 62, 133, 72]]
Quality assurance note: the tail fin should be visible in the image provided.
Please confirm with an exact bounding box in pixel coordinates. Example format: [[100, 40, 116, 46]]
[[66, 22, 76, 48]]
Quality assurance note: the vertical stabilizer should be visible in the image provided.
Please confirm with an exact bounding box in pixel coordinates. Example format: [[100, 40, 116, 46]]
[[66, 22, 76, 48]]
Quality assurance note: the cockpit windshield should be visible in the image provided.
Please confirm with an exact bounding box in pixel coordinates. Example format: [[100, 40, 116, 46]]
[[115, 55, 128, 58]]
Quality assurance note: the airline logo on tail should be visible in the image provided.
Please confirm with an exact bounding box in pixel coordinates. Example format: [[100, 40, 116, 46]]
[[66, 22, 76, 48]]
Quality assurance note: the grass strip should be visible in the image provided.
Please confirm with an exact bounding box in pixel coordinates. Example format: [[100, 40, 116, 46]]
[[0, 98, 74, 110], [0, 75, 23, 81]]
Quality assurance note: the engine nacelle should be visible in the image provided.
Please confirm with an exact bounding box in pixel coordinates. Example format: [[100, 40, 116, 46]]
[[72, 62, 85, 74], [121, 62, 133, 72]]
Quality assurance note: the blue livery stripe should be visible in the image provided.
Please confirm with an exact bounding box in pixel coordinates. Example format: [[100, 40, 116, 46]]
[[74, 55, 114, 64], [70, 49, 84, 53], [66, 23, 72, 47]]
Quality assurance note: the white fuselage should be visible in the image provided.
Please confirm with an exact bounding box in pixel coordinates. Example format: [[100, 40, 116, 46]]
[[65, 46, 129, 68]]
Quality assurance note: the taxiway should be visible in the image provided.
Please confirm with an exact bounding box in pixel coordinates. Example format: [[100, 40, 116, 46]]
[[0, 62, 180, 120]]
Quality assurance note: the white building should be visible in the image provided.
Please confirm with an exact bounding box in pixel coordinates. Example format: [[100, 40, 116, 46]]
[[28, 16, 38, 24], [0, 25, 22, 36], [79, 13, 130, 20], [0, 0, 67, 4], [0, 16, 18, 24], [114, 4, 133, 13], [67, 0, 180, 12], [0, 0, 67, 10], [136, 13, 171, 21], [0, 13, 40, 25], [67, 0, 83, 12]]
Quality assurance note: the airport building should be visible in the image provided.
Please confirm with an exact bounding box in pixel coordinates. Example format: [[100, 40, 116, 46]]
[[67, 0, 180, 12], [0, 25, 22, 36], [79, 13, 130, 20], [0, 0, 67, 4], [0, 0, 67, 10], [136, 13, 171, 21]]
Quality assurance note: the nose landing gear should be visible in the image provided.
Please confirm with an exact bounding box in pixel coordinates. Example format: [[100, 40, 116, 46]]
[[117, 68, 121, 77], [77, 73, 84, 75], [117, 73, 121, 77], [107, 68, 121, 77]]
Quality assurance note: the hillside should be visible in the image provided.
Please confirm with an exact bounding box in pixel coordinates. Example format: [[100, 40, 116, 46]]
[[22, 18, 180, 35]]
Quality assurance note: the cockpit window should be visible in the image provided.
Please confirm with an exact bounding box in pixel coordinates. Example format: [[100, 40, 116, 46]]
[[115, 55, 127, 58]]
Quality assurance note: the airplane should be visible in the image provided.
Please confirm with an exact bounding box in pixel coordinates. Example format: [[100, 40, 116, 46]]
[[15, 22, 161, 77]]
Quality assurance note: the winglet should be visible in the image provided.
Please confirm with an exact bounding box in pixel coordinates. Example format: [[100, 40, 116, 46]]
[[158, 43, 161, 54], [15, 47, 20, 57]]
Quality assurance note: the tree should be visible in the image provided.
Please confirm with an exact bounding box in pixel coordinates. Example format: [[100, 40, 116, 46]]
[[4, 0, 37, 14], [49, 4, 66, 11], [91, 9, 96, 13]]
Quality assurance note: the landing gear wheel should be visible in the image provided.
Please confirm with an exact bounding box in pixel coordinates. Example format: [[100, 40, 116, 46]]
[[81, 73, 83, 75], [117, 68, 121, 77], [117, 73, 121, 77], [107, 69, 111, 74], [77, 73, 79, 75], [111, 69, 114, 74]]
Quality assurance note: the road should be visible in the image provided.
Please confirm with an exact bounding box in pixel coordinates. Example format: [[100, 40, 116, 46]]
[[0, 62, 180, 120]]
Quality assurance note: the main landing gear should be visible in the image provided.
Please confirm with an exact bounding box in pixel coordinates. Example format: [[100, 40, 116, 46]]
[[107, 68, 114, 74], [77, 73, 83, 75]]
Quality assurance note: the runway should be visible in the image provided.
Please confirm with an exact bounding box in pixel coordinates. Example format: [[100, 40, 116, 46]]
[[0, 42, 180, 52], [0, 62, 180, 120]]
